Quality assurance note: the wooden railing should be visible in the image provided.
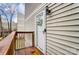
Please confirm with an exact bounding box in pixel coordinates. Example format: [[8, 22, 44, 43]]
[[16, 31, 35, 49], [0, 31, 16, 55], [0, 31, 35, 55]]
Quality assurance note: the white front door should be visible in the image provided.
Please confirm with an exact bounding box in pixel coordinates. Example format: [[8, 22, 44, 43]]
[[36, 10, 46, 54]]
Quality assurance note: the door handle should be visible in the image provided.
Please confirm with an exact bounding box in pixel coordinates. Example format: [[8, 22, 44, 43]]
[[43, 29, 46, 33]]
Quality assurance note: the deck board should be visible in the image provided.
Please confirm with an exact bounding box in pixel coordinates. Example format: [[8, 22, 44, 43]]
[[15, 47, 43, 55]]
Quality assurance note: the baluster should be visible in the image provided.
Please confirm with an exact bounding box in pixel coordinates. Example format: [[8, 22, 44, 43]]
[[18, 34, 20, 49]]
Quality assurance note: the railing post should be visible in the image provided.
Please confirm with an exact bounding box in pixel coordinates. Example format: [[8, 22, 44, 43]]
[[13, 33, 16, 55], [6, 31, 16, 55], [32, 32, 35, 47]]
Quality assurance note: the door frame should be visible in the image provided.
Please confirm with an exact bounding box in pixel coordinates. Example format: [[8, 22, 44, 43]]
[[35, 9, 46, 54]]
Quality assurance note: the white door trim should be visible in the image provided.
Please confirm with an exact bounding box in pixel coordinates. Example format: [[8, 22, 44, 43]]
[[35, 9, 46, 54]]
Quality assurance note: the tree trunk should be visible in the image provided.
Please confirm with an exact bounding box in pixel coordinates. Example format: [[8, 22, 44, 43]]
[[0, 15, 3, 37], [9, 13, 13, 32]]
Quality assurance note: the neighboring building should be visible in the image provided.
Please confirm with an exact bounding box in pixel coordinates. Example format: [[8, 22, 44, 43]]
[[17, 12, 25, 31], [17, 12, 25, 49], [12, 21, 17, 31]]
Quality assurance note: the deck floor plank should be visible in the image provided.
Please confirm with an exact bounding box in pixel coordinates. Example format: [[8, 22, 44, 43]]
[[15, 47, 43, 55]]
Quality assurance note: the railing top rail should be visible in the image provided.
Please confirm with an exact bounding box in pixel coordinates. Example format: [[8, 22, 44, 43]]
[[16, 31, 34, 33], [0, 31, 16, 55]]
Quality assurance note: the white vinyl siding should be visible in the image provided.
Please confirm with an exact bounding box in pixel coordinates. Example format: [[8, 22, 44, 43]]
[[46, 3, 79, 55]]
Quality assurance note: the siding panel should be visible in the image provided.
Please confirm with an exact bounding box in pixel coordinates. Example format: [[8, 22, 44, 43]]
[[46, 3, 79, 55]]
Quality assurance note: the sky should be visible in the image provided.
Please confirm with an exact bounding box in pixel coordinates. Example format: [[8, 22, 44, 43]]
[[0, 3, 25, 23], [13, 3, 25, 23], [18, 3, 25, 14]]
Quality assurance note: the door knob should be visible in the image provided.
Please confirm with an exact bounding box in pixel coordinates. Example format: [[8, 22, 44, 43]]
[[43, 29, 46, 33]]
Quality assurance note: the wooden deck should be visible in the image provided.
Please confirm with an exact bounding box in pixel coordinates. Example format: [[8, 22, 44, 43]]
[[15, 47, 44, 55], [0, 31, 42, 55]]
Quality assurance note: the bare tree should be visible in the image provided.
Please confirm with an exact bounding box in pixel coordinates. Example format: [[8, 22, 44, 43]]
[[0, 4, 19, 33], [0, 8, 10, 37], [0, 15, 3, 37], [0, 9, 9, 30], [9, 5, 16, 32], [4, 4, 19, 32]]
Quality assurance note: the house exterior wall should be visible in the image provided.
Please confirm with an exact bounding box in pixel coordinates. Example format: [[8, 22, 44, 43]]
[[46, 3, 79, 55], [25, 3, 41, 31], [24, 3, 42, 47], [24, 16, 35, 31], [25, 3, 79, 55], [25, 3, 47, 48], [25, 3, 41, 18]]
